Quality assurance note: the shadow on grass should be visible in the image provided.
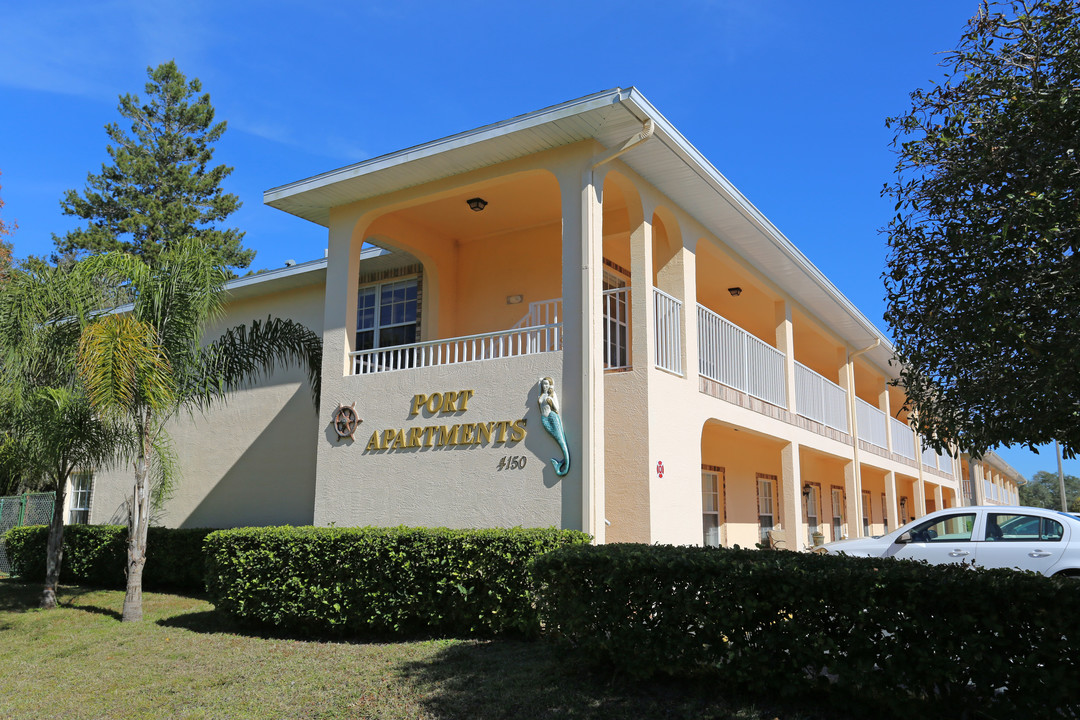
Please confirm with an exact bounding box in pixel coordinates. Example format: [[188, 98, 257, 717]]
[[156, 605, 464, 645], [0, 579, 116, 618], [156, 609, 248, 635], [0, 579, 40, 612], [395, 640, 862, 720], [394, 640, 772, 720]]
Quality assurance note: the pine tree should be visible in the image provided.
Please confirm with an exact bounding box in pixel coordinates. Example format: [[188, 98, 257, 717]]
[[56, 61, 254, 272]]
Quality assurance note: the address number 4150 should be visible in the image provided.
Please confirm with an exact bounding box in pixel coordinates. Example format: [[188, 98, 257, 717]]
[[497, 456, 528, 470]]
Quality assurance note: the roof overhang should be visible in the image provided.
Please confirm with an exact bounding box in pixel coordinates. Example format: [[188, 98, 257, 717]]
[[264, 87, 898, 374]]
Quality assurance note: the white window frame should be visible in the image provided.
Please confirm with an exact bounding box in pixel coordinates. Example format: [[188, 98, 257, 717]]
[[68, 471, 93, 525], [701, 471, 721, 547], [831, 487, 844, 540], [356, 276, 419, 352], [862, 490, 872, 536], [757, 474, 776, 543]]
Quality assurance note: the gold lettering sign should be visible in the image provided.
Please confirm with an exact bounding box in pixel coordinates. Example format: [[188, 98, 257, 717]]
[[365, 390, 526, 452]]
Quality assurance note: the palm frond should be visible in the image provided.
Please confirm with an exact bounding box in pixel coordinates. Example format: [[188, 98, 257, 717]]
[[192, 316, 323, 411], [77, 314, 177, 419]]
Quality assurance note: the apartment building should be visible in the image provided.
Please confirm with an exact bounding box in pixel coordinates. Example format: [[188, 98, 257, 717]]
[[80, 88, 1024, 550]]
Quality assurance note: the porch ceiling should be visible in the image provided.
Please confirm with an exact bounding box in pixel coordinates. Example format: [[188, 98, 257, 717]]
[[264, 87, 897, 375]]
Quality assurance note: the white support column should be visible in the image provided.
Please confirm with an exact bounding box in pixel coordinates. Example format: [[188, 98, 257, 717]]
[[681, 247, 698, 383], [884, 471, 898, 533], [934, 484, 944, 511], [913, 473, 927, 519], [839, 351, 864, 534], [558, 159, 605, 542], [630, 214, 654, 375], [973, 461, 987, 505], [781, 442, 804, 551], [880, 385, 893, 453], [775, 301, 797, 413], [844, 461, 860, 538]]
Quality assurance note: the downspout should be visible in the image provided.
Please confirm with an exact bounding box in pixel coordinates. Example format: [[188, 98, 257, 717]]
[[578, 117, 654, 539], [592, 119, 655, 169], [846, 339, 880, 536]]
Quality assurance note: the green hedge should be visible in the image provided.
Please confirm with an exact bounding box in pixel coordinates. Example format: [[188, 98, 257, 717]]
[[205, 525, 589, 638], [531, 543, 1080, 717], [2, 524, 213, 592]]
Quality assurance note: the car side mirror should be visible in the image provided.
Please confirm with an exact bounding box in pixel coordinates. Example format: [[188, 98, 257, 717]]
[[895, 532, 911, 545]]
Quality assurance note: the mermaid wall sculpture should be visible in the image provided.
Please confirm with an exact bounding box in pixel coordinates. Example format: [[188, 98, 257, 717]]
[[538, 377, 570, 476]]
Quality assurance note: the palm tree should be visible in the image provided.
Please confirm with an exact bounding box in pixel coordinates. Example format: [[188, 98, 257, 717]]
[[0, 263, 125, 609], [76, 242, 321, 622]]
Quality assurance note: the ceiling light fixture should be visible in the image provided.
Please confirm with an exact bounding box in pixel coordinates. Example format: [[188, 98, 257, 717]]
[[467, 197, 488, 212], [727, 287, 743, 297]]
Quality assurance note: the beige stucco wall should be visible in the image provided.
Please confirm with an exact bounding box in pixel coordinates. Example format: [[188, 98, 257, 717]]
[[314, 145, 600, 534], [314, 356, 573, 529], [88, 278, 325, 528]]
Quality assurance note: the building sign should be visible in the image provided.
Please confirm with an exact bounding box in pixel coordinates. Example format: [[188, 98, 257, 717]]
[[364, 389, 527, 452]]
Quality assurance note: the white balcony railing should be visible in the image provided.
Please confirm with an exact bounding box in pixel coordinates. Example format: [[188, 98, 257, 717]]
[[654, 288, 683, 375], [793, 362, 847, 432], [512, 298, 562, 329], [602, 287, 631, 370], [351, 324, 562, 375], [921, 445, 938, 468], [889, 416, 916, 460], [699, 305, 787, 408], [856, 398, 888, 450], [937, 450, 953, 476]]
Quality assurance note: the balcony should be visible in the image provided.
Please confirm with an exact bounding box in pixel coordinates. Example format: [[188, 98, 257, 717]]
[[698, 304, 785, 407], [696, 307, 939, 460], [890, 416, 916, 460], [350, 292, 633, 376], [856, 397, 888, 451], [795, 361, 848, 433]]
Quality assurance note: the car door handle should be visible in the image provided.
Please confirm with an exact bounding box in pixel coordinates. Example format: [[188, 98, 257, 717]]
[[1029, 551, 1052, 558], [948, 550, 970, 557]]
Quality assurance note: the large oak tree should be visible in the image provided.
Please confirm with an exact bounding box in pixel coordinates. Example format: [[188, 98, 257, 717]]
[[884, 0, 1080, 457]]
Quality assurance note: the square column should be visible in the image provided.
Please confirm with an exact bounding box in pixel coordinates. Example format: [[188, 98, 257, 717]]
[[775, 301, 796, 413], [781, 442, 804, 551], [884, 471, 898, 532], [913, 474, 927, 519], [557, 160, 605, 541], [844, 461, 860, 538]]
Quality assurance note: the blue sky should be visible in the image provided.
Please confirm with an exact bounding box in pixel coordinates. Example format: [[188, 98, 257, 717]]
[[0, 0, 1071, 482]]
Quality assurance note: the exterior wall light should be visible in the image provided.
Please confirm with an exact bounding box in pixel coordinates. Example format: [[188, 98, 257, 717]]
[[727, 287, 742, 297], [802, 483, 813, 498], [467, 197, 488, 212]]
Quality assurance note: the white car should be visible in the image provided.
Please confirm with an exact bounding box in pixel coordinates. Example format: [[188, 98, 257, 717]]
[[822, 505, 1080, 578]]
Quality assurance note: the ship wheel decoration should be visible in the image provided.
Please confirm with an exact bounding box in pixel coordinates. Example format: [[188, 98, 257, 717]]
[[333, 403, 361, 440]]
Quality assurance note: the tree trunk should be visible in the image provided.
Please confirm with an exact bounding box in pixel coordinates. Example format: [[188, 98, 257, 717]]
[[40, 483, 67, 610], [121, 428, 152, 623]]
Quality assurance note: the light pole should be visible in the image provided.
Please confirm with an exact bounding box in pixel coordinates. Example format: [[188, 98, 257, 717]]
[[1056, 440, 1068, 512]]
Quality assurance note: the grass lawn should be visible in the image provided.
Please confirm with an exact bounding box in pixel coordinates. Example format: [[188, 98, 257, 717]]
[[0, 579, 843, 720]]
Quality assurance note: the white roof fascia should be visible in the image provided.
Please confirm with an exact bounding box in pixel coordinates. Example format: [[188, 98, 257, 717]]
[[615, 89, 896, 365], [263, 87, 897, 373], [225, 257, 328, 293], [264, 88, 627, 207]]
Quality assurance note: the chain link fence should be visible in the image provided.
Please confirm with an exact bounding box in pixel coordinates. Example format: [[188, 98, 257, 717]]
[[0, 492, 55, 575]]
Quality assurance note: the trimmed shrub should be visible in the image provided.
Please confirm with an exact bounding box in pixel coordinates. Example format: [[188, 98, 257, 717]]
[[531, 543, 1080, 718], [205, 525, 589, 638], [2, 524, 213, 592]]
